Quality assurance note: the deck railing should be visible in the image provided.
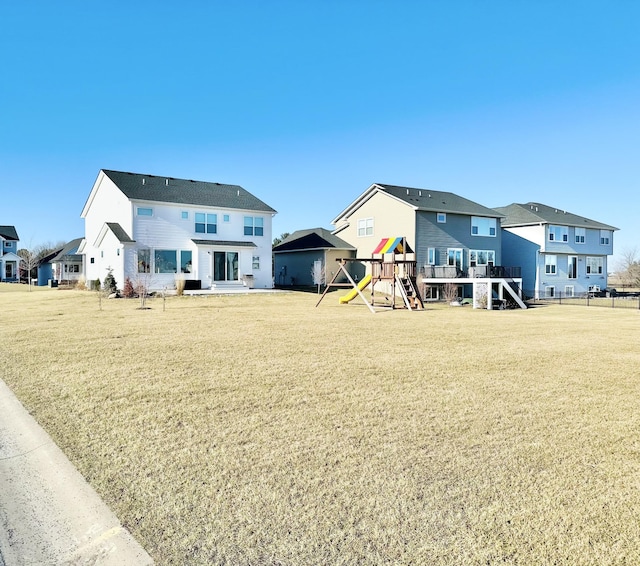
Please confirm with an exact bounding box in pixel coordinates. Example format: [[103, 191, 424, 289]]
[[421, 265, 522, 279]]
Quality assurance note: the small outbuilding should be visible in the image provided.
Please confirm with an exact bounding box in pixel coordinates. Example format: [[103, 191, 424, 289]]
[[273, 228, 356, 287]]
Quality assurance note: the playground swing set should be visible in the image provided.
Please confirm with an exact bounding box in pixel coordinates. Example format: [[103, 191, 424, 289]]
[[315, 237, 423, 314]]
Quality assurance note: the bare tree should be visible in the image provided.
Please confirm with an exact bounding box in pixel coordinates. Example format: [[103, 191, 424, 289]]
[[17, 242, 53, 288], [615, 247, 640, 289], [273, 232, 291, 247]]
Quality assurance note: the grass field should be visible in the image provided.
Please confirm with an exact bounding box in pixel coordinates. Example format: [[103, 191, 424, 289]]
[[1, 285, 640, 565]]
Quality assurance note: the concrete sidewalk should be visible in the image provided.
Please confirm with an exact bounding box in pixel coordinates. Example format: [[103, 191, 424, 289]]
[[0, 379, 154, 565]]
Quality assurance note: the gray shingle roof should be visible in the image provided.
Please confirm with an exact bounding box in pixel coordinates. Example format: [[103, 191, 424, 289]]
[[273, 228, 355, 252], [102, 170, 276, 213], [0, 226, 19, 240], [377, 184, 503, 217], [105, 223, 135, 243], [51, 238, 83, 262], [494, 202, 618, 230]]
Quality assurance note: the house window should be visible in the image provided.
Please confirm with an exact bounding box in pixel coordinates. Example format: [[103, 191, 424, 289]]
[[117, 249, 120, 256], [196, 213, 217, 234], [90, 257, 95, 264], [223, 214, 230, 222], [565, 285, 575, 297], [252, 256, 260, 270], [469, 250, 495, 267], [471, 217, 496, 236], [357, 218, 374, 237], [437, 213, 446, 223], [600, 230, 611, 245], [181, 211, 189, 220], [244, 216, 264, 236], [5, 242, 12, 248], [586, 256, 603, 274], [138, 249, 150, 273], [545, 286, 555, 298], [545, 255, 557, 275], [155, 250, 177, 273], [549, 225, 568, 242], [427, 248, 436, 265], [575, 227, 586, 244], [180, 251, 192, 273], [568, 256, 577, 279], [137, 207, 153, 216]]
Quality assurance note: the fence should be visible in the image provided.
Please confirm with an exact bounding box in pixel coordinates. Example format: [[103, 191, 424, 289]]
[[528, 291, 640, 310]]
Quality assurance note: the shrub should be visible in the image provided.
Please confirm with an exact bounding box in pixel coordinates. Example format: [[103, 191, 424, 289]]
[[175, 275, 186, 296], [93, 278, 101, 291], [123, 277, 135, 298], [75, 277, 87, 291], [103, 270, 118, 294]]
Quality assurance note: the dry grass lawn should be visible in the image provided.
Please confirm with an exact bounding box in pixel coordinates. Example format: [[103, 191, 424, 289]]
[[1, 284, 640, 565]]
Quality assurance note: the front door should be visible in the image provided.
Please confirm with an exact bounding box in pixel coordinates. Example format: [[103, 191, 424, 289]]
[[213, 251, 238, 282], [5, 262, 14, 280]]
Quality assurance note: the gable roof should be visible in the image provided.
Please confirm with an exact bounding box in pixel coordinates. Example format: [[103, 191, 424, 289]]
[[95, 223, 135, 247], [50, 238, 84, 262], [332, 183, 501, 225], [494, 202, 618, 231], [273, 228, 356, 252], [0, 226, 19, 241], [100, 170, 277, 213]]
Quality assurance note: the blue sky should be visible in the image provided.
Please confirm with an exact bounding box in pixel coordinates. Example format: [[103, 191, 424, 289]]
[[2, 1, 639, 267]]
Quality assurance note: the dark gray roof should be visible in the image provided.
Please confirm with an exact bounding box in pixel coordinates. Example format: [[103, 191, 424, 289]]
[[51, 238, 83, 262], [494, 202, 618, 230], [0, 225, 19, 240], [106, 223, 135, 243], [273, 228, 355, 252], [102, 170, 276, 213], [191, 239, 256, 247], [377, 184, 503, 217]]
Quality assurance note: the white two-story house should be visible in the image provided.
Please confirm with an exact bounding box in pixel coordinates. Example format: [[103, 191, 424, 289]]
[[80, 170, 277, 291], [494, 202, 618, 298]]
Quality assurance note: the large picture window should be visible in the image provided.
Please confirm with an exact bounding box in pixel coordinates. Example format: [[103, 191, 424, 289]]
[[155, 250, 177, 273], [471, 217, 496, 237], [469, 249, 495, 267]]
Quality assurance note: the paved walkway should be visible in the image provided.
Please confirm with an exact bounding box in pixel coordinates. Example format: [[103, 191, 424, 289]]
[[0, 379, 153, 565]]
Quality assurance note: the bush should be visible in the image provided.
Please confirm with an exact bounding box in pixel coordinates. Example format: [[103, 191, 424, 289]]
[[103, 270, 118, 294], [123, 277, 135, 298], [93, 278, 101, 291]]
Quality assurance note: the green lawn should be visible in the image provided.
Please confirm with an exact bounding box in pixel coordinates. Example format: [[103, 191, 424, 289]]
[[1, 285, 639, 565]]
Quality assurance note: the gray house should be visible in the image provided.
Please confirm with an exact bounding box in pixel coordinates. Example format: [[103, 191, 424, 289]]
[[494, 202, 618, 298], [332, 184, 525, 306], [273, 228, 355, 287]]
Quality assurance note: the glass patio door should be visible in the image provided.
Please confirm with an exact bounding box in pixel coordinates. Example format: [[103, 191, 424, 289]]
[[447, 248, 463, 271], [213, 251, 239, 282]]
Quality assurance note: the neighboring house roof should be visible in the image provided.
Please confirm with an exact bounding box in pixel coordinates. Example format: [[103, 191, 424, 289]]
[[191, 239, 257, 247], [0, 226, 19, 240], [494, 202, 619, 231], [273, 228, 356, 252], [332, 183, 502, 225], [94, 170, 277, 214], [50, 238, 84, 262]]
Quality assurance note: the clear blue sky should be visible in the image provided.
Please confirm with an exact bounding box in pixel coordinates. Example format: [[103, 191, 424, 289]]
[[2, 1, 639, 267]]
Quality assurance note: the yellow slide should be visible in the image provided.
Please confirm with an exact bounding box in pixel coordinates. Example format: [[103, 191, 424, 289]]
[[339, 274, 372, 304]]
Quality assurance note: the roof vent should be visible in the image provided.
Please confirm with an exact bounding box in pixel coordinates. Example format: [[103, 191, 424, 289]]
[[142, 178, 145, 185], [406, 189, 410, 195], [165, 179, 169, 186], [419, 190, 422, 196], [237, 189, 240, 196]]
